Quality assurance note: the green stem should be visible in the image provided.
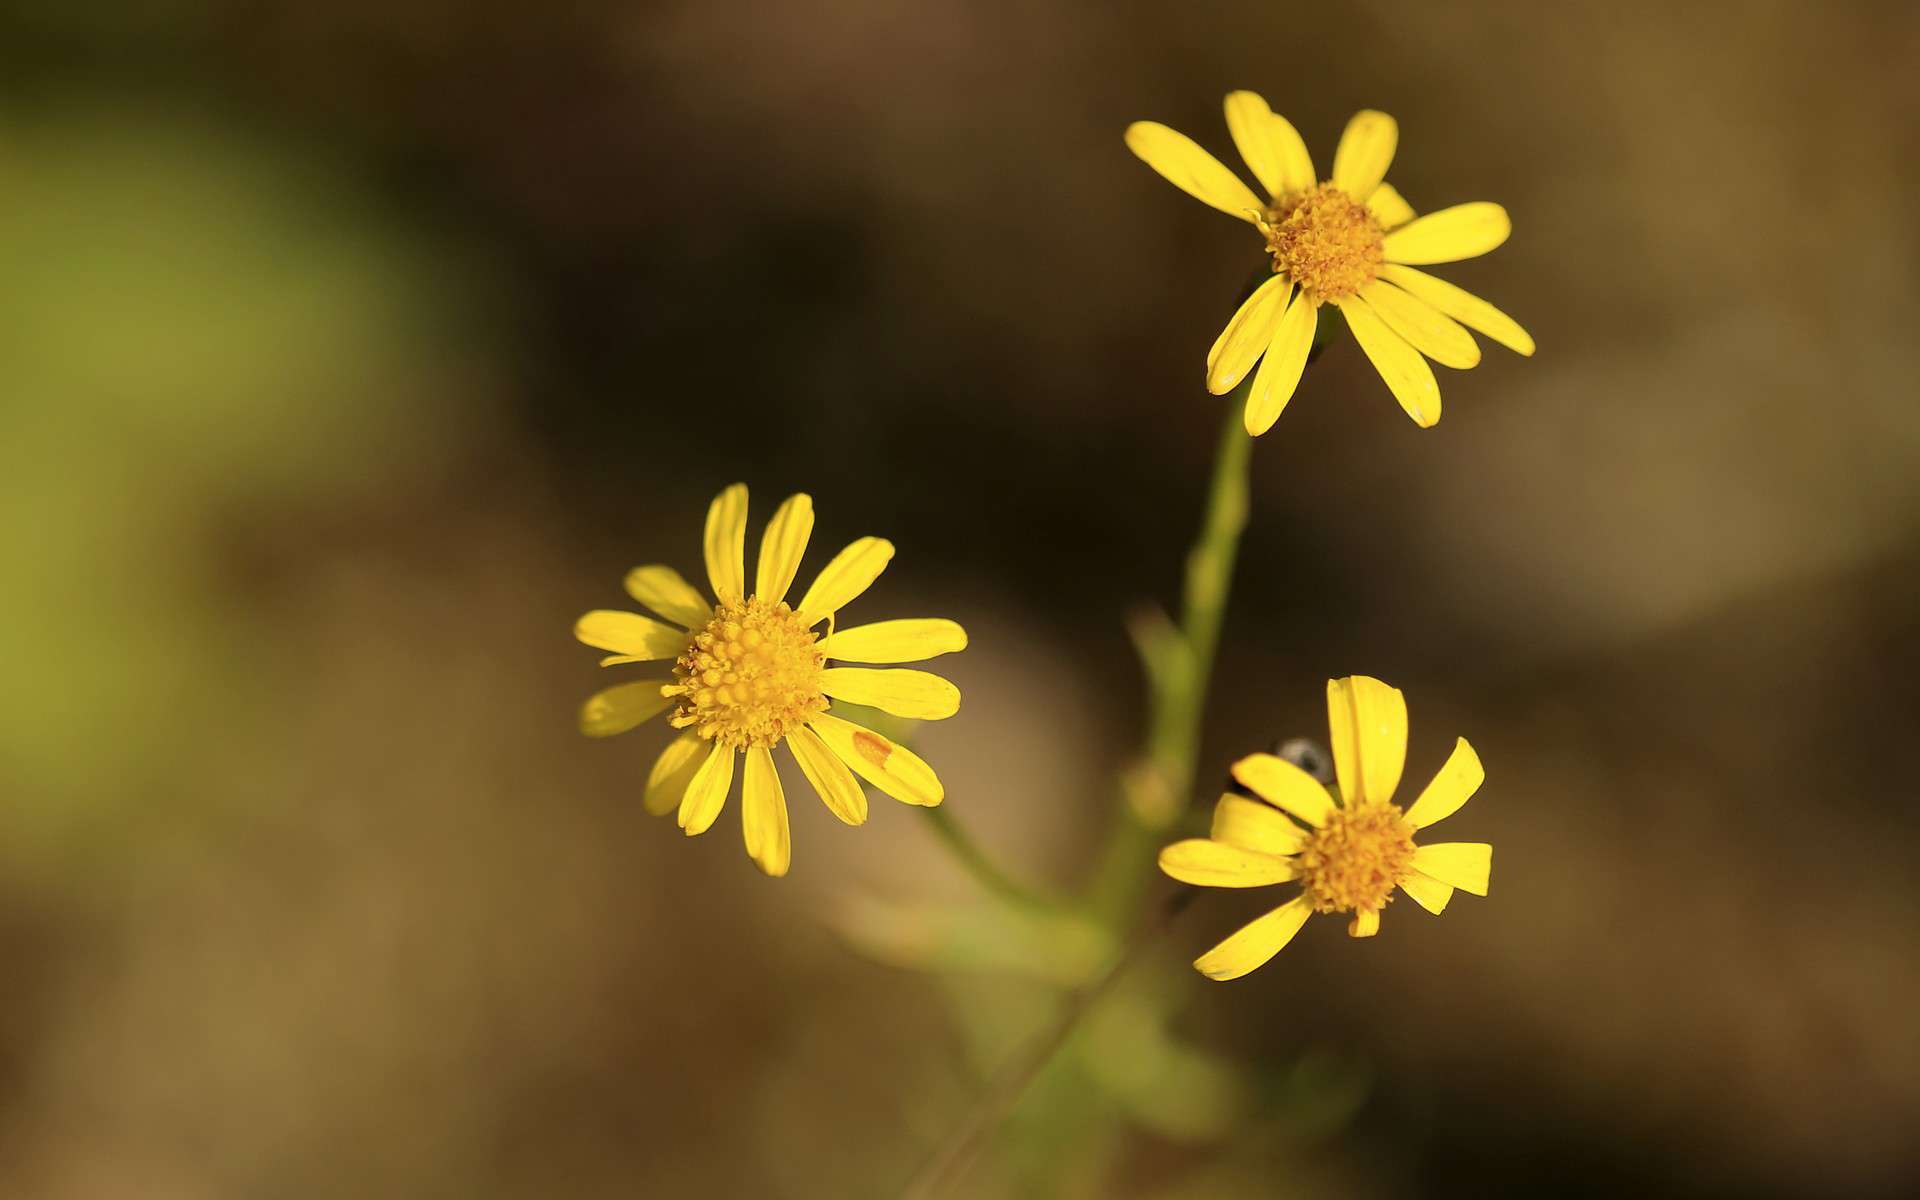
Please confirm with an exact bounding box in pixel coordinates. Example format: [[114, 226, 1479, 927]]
[[1090, 387, 1253, 922], [899, 888, 1196, 1200], [922, 805, 1058, 911], [908, 389, 1257, 1193], [1165, 390, 1253, 783]]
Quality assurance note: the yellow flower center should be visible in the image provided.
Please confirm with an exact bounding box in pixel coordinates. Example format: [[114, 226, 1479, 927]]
[[1262, 183, 1385, 302], [668, 597, 826, 749], [1296, 802, 1416, 916]]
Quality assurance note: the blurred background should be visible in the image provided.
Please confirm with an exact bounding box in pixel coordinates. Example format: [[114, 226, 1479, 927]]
[[3, 0, 1917, 1195]]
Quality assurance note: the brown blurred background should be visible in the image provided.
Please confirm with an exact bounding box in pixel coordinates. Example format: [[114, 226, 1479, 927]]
[[3, 0, 1917, 1196]]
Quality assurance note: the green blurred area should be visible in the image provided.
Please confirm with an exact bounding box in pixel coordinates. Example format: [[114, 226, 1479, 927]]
[[2, 2, 1918, 1197], [0, 102, 484, 871]]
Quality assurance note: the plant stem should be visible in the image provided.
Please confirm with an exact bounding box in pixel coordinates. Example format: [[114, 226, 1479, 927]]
[[898, 888, 1196, 1200], [922, 804, 1058, 912], [1164, 389, 1254, 786], [907, 388, 1257, 1193], [1090, 388, 1253, 921]]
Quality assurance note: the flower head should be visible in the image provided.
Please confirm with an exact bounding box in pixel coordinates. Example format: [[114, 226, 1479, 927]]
[[575, 484, 967, 876], [1126, 92, 1534, 433], [1159, 676, 1491, 981]]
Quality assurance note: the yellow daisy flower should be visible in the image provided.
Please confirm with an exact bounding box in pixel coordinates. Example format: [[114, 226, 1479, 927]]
[[574, 483, 967, 876], [1126, 92, 1534, 433], [1159, 676, 1491, 981]]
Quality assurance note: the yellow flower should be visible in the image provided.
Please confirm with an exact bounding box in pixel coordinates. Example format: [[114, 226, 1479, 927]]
[[574, 484, 967, 876], [1158, 676, 1490, 981], [1126, 92, 1534, 433]]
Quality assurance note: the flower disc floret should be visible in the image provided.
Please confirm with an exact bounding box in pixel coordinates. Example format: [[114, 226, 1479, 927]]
[[1296, 802, 1416, 915], [1263, 183, 1385, 301], [668, 596, 826, 749]]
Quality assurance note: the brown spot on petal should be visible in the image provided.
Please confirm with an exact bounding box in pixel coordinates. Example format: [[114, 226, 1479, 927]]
[[852, 731, 893, 768]]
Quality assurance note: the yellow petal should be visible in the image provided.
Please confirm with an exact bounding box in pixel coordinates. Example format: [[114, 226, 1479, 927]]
[[1229, 753, 1335, 827], [1358, 280, 1481, 369], [742, 746, 791, 877], [755, 492, 814, 604], [1348, 908, 1380, 938], [1337, 296, 1441, 427], [1377, 264, 1534, 356], [1398, 870, 1453, 915], [820, 667, 959, 721], [644, 731, 707, 817], [787, 724, 867, 825], [796, 537, 895, 624], [1366, 182, 1415, 230], [1325, 675, 1409, 807], [574, 610, 688, 659], [622, 564, 711, 629], [1206, 275, 1291, 395], [1382, 202, 1511, 265], [1403, 738, 1485, 830], [1193, 896, 1313, 981], [1243, 287, 1316, 435], [1223, 91, 1313, 198], [703, 483, 748, 603], [677, 741, 735, 835], [1123, 120, 1264, 222], [1330, 109, 1397, 197], [1209, 793, 1307, 856], [809, 711, 943, 807], [1411, 842, 1491, 896], [1158, 838, 1296, 888], [821, 618, 967, 663], [578, 680, 671, 737], [1266, 114, 1317, 196]]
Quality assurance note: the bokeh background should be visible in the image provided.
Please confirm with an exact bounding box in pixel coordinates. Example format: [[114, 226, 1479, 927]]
[[4, 1, 1917, 1195]]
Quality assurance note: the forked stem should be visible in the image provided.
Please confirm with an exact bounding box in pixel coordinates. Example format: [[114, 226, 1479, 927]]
[[1090, 386, 1254, 921], [904, 387, 1259, 1196]]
